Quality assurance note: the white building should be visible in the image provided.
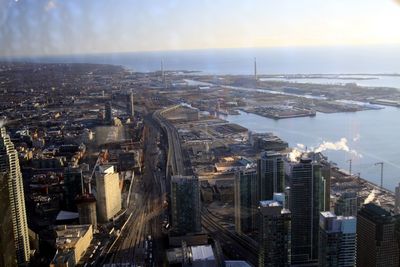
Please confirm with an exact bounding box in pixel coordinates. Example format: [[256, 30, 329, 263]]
[[95, 165, 121, 222]]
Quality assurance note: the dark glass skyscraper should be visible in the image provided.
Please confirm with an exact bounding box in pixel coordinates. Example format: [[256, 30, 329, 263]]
[[289, 156, 328, 265], [357, 203, 399, 267], [257, 151, 285, 201], [234, 169, 258, 234], [170, 175, 201, 235]]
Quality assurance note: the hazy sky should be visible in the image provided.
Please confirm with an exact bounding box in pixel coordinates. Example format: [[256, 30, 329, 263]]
[[1, 0, 400, 57]]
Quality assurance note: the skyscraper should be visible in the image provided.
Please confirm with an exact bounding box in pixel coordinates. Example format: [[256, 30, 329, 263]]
[[357, 203, 399, 267], [334, 191, 358, 217], [258, 197, 291, 267], [127, 90, 134, 118], [0, 172, 17, 266], [319, 211, 356, 267], [257, 151, 285, 202], [0, 127, 30, 265], [289, 156, 328, 265], [234, 169, 258, 234], [170, 175, 201, 235], [95, 165, 121, 222]]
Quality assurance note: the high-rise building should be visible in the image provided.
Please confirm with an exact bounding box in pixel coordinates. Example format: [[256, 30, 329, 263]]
[[170, 175, 201, 235], [0, 127, 30, 265], [0, 172, 17, 266], [357, 203, 399, 267], [334, 191, 358, 217], [319, 211, 357, 267], [234, 169, 258, 234], [257, 151, 285, 201], [395, 183, 400, 214], [127, 90, 134, 118], [289, 156, 329, 265], [95, 165, 121, 222], [258, 197, 291, 267], [63, 167, 83, 211], [105, 101, 112, 123], [76, 194, 97, 228]]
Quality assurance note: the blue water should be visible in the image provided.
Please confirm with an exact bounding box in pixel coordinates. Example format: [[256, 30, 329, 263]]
[[7, 45, 400, 75], [224, 108, 400, 191]]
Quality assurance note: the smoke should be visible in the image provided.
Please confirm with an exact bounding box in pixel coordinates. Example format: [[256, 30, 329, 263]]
[[288, 147, 304, 162], [364, 189, 377, 204], [314, 138, 362, 158], [352, 134, 360, 142]]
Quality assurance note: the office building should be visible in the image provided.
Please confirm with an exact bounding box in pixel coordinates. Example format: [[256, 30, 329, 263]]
[[0, 127, 31, 265], [357, 203, 399, 267], [395, 183, 400, 214], [95, 165, 121, 222], [257, 151, 285, 201], [127, 90, 134, 118], [76, 194, 97, 228], [171, 175, 201, 235], [334, 191, 358, 217], [258, 198, 291, 267], [234, 169, 258, 234], [63, 167, 83, 211], [319, 212, 356, 267], [289, 156, 329, 265]]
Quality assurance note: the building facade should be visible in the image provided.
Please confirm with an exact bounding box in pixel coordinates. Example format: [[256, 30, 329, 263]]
[[319, 211, 356, 267], [170, 175, 201, 235], [357, 203, 399, 267], [257, 151, 285, 202], [258, 199, 291, 267], [289, 156, 329, 265], [395, 183, 400, 214], [234, 169, 258, 234], [0, 127, 31, 265], [95, 165, 121, 222]]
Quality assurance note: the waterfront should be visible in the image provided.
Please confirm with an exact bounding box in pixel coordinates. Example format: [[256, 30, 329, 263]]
[[223, 107, 400, 191]]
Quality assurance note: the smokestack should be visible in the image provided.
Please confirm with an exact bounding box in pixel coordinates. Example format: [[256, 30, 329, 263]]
[[254, 57, 257, 82]]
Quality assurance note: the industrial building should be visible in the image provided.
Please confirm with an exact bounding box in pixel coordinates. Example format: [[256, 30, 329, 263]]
[[234, 169, 258, 234], [95, 165, 122, 222], [258, 197, 291, 267], [319, 212, 357, 267], [0, 127, 31, 265], [170, 175, 201, 235]]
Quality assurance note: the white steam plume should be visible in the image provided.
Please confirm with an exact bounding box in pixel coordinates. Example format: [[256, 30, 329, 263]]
[[364, 189, 377, 204], [314, 137, 362, 158]]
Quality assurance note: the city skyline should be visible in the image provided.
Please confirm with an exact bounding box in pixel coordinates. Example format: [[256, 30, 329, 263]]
[[1, 0, 400, 57]]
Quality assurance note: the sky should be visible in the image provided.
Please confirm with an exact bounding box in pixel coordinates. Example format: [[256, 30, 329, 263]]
[[1, 0, 400, 57]]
